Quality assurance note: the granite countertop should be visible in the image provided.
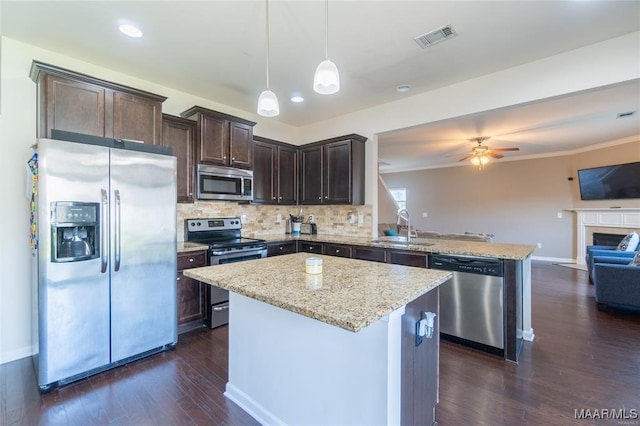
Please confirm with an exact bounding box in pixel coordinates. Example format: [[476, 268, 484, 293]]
[[177, 241, 209, 253], [258, 233, 536, 260], [184, 253, 452, 333]]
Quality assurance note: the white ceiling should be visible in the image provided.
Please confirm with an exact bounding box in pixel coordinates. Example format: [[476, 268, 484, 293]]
[[2, 1, 639, 171]]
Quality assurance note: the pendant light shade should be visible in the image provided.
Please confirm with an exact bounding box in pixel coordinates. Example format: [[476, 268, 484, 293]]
[[257, 0, 279, 117], [313, 0, 340, 95], [313, 59, 340, 95], [257, 89, 279, 117]]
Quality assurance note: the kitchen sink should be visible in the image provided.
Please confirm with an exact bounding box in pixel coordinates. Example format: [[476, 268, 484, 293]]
[[370, 237, 434, 247]]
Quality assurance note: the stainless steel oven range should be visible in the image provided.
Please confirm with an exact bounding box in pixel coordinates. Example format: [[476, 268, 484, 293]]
[[185, 217, 267, 328]]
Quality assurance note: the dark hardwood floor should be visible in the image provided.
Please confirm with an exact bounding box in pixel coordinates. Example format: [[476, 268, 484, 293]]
[[2, 261, 639, 425]]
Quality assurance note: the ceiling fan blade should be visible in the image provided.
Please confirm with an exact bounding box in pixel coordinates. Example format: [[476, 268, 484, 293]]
[[491, 147, 520, 152], [488, 152, 503, 159], [458, 155, 473, 162]]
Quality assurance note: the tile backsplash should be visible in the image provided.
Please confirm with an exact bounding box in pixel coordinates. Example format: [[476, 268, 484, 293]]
[[177, 202, 373, 241]]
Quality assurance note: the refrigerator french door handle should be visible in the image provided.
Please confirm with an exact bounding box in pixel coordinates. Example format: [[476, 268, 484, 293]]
[[100, 189, 108, 273], [114, 189, 121, 272]]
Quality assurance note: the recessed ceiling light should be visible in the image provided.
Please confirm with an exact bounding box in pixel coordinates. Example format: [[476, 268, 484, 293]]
[[396, 85, 411, 93], [118, 24, 143, 38], [290, 96, 304, 103]]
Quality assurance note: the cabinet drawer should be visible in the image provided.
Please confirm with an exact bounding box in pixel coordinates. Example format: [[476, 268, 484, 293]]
[[267, 241, 297, 257], [389, 250, 429, 268], [177, 251, 207, 270], [324, 244, 352, 258], [353, 246, 387, 263], [298, 242, 324, 254]]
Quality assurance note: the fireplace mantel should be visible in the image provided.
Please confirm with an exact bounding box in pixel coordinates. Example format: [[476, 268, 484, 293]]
[[568, 208, 640, 264]]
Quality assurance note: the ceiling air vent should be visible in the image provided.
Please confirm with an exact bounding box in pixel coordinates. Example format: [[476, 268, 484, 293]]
[[617, 111, 635, 118], [414, 25, 457, 49]]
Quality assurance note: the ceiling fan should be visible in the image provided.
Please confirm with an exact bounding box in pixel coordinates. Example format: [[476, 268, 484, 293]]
[[456, 137, 520, 169]]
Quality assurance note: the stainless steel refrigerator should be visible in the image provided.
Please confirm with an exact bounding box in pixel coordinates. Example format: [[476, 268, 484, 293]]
[[31, 131, 177, 392]]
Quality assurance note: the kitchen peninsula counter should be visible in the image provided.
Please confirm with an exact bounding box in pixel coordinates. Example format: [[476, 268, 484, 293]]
[[184, 253, 448, 425], [258, 233, 535, 260]]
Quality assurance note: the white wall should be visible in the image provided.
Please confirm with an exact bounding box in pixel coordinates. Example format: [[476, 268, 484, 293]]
[[1, 31, 639, 363]]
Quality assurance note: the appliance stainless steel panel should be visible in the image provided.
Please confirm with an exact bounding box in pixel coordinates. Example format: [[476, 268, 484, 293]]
[[431, 254, 504, 349], [109, 147, 177, 362], [36, 140, 111, 385], [34, 136, 177, 391]]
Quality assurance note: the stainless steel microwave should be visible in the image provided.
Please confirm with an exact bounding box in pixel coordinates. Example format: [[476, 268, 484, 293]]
[[196, 164, 253, 201]]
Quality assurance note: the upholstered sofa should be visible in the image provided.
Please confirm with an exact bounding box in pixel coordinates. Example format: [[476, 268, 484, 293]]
[[592, 255, 640, 312]]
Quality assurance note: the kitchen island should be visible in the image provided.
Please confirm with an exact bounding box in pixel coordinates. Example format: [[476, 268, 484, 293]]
[[184, 253, 451, 426]]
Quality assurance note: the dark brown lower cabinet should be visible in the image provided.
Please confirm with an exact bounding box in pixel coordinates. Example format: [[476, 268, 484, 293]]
[[388, 249, 429, 268], [352, 245, 387, 263], [298, 241, 324, 254], [177, 251, 207, 334], [401, 287, 439, 425], [267, 241, 297, 257], [324, 243, 352, 258]]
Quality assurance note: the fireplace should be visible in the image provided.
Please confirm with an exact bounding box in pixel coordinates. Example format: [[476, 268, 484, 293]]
[[592, 232, 625, 247]]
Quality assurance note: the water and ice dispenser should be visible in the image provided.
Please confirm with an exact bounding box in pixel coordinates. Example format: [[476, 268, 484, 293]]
[[50, 202, 99, 262]]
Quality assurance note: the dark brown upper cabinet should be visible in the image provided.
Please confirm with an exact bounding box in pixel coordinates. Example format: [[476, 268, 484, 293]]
[[162, 114, 196, 203], [253, 136, 298, 205], [180, 106, 256, 170], [30, 61, 165, 144], [300, 134, 366, 205]]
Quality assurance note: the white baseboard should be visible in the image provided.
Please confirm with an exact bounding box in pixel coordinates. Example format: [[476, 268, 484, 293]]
[[225, 382, 286, 426], [531, 256, 574, 263], [522, 328, 535, 342]]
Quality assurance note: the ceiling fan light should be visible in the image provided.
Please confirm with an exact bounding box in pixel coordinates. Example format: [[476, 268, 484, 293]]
[[313, 59, 340, 94], [480, 155, 489, 165], [470, 156, 480, 166], [257, 89, 279, 117]]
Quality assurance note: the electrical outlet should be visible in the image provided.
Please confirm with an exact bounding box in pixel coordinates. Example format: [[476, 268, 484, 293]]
[[276, 213, 282, 223], [241, 214, 247, 224], [537, 242, 542, 248], [422, 212, 428, 218], [557, 212, 563, 219], [358, 214, 364, 225]]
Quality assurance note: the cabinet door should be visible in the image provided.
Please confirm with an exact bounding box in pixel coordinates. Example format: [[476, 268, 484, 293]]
[[267, 241, 297, 257], [198, 114, 229, 165], [299, 241, 324, 254], [353, 246, 387, 263], [229, 121, 253, 169], [324, 140, 352, 204], [253, 141, 277, 204], [324, 243, 352, 258], [42, 74, 106, 138], [278, 145, 298, 204], [113, 92, 163, 144], [300, 145, 323, 205], [177, 272, 206, 327], [389, 250, 429, 268], [162, 115, 196, 203]]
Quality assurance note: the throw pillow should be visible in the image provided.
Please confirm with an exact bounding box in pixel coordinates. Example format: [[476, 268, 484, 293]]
[[384, 228, 398, 236], [616, 231, 640, 252], [629, 250, 640, 267]]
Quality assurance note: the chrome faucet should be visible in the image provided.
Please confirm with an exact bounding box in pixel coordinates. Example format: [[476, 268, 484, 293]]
[[396, 209, 411, 241]]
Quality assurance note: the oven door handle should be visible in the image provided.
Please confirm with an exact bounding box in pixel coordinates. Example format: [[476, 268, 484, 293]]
[[210, 249, 266, 264]]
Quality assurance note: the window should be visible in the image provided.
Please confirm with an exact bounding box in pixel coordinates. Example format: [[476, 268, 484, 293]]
[[389, 188, 406, 211]]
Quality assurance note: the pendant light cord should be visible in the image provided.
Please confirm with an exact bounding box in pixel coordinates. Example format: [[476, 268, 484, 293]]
[[266, 0, 271, 88], [324, 0, 329, 59]]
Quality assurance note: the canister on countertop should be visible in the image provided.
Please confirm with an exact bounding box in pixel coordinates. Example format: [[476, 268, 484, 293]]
[[305, 257, 323, 274]]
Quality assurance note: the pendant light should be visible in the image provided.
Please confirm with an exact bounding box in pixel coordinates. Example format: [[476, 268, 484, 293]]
[[257, 0, 279, 117], [313, 0, 340, 95]]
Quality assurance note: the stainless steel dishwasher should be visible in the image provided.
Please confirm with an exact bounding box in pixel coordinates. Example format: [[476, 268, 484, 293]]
[[430, 254, 504, 350]]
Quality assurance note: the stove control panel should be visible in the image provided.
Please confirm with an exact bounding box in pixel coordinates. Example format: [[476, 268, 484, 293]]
[[186, 217, 242, 232]]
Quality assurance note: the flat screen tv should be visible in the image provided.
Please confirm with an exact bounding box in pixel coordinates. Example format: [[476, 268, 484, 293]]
[[577, 161, 640, 200]]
